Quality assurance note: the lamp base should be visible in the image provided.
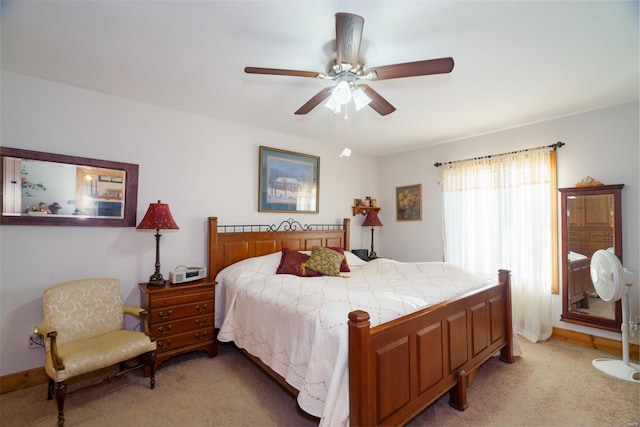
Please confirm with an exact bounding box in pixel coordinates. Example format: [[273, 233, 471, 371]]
[[147, 273, 166, 287]]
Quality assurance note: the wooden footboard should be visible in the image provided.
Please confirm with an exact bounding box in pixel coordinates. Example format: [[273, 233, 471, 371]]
[[568, 258, 592, 308], [348, 270, 513, 427]]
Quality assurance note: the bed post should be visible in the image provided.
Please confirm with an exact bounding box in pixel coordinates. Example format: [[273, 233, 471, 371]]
[[342, 217, 351, 251], [348, 310, 373, 427], [449, 369, 469, 411], [207, 217, 218, 281], [498, 269, 515, 363]]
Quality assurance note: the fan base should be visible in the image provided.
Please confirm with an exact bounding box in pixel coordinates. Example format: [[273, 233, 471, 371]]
[[592, 358, 640, 383]]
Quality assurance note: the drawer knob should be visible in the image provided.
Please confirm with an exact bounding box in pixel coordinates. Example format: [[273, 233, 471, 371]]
[[195, 331, 208, 340], [157, 325, 173, 335], [195, 304, 208, 313], [158, 310, 173, 320], [195, 318, 209, 327], [158, 339, 173, 349]]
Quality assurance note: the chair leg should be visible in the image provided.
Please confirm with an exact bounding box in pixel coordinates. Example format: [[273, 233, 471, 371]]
[[47, 378, 55, 400], [55, 381, 67, 427]]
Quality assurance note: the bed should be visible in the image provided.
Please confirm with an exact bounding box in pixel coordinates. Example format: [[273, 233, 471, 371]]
[[208, 216, 514, 426]]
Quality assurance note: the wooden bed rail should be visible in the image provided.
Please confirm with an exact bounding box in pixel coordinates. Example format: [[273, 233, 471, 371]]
[[348, 269, 513, 426]]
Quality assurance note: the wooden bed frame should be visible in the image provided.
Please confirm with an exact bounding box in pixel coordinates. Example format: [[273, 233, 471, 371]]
[[207, 216, 514, 426]]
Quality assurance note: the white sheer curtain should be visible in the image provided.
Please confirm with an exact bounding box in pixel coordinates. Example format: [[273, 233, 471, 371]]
[[440, 148, 554, 342]]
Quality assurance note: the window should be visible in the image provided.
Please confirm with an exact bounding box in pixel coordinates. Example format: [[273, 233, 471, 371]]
[[440, 148, 558, 342]]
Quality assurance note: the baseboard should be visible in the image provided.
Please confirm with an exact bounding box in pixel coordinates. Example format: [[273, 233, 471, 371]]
[[0, 366, 48, 395], [3, 329, 637, 395], [551, 327, 639, 361]]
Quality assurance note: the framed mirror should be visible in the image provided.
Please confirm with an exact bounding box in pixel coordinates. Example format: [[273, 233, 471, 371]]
[[1, 147, 138, 227], [559, 180, 624, 332]]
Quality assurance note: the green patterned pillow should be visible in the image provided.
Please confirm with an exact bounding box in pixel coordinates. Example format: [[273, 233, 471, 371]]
[[303, 246, 345, 277]]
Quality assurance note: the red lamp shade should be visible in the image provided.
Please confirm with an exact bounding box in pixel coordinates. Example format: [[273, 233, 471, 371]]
[[137, 201, 179, 231], [362, 210, 383, 227]]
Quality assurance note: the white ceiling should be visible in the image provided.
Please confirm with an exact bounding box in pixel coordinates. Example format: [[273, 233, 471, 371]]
[[1, 1, 638, 156]]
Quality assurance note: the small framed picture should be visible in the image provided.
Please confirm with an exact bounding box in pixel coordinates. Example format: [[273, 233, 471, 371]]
[[396, 184, 422, 221], [354, 198, 363, 207]]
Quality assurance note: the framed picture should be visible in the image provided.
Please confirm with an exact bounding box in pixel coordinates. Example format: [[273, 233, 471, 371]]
[[396, 184, 422, 221], [259, 146, 320, 213]]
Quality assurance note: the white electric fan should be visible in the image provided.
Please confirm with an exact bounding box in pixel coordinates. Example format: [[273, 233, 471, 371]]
[[589, 248, 640, 383]]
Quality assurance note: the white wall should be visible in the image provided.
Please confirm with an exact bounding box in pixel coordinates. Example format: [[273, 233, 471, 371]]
[[378, 101, 640, 344], [2, 71, 637, 376], [0, 71, 379, 375]]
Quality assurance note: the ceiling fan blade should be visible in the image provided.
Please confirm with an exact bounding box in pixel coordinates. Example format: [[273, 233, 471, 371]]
[[358, 84, 396, 116], [294, 87, 333, 115], [335, 13, 364, 66], [245, 67, 325, 79], [368, 57, 454, 80]]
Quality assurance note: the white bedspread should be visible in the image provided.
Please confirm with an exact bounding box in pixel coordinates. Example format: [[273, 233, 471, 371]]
[[215, 252, 492, 426]]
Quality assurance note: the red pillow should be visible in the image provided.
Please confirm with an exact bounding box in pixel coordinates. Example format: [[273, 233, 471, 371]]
[[276, 248, 322, 277], [327, 246, 350, 272]]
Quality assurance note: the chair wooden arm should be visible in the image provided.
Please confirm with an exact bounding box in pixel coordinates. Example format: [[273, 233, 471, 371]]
[[123, 305, 144, 317], [35, 320, 54, 336], [123, 305, 154, 340], [139, 310, 154, 341], [46, 331, 65, 371]]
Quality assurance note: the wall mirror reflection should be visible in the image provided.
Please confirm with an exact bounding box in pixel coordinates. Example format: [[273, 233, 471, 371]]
[[1, 147, 138, 227], [559, 180, 624, 331]]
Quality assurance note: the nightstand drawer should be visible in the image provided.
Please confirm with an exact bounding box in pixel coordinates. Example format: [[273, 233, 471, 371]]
[[155, 327, 215, 352], [152, 314, 213, 338], [148, 289, 214, 308], [149, 300, 213, 322]]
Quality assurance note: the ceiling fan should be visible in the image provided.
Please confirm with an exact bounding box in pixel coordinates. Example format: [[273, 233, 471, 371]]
[[244, 12, 454, 116]]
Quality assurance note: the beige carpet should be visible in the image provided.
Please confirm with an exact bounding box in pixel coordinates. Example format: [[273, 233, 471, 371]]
[[1, 338, 638, 427]]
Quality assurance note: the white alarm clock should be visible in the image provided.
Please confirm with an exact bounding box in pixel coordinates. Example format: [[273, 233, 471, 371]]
[[169, 267, 207, 284]]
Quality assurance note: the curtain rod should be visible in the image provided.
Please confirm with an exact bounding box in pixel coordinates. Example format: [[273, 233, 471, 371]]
[[433, 141, 565, 167]]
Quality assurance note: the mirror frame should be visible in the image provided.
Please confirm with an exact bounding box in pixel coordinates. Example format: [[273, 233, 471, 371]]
[[1, 147, 138, 227], [559, 183, 623, 332]]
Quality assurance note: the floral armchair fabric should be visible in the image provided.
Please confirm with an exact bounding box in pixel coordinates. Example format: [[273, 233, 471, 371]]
[[37, 278, 156, 427]]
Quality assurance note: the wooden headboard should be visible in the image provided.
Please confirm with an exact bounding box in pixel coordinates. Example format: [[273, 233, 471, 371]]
[[207, 217, 350, 279]]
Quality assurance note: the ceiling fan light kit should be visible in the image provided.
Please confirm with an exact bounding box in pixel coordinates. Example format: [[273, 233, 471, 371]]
[[332, 81, 352, 104], [324, 82, 372, 114], [352, 87, 372, 110], [245, 12, 454, 117]]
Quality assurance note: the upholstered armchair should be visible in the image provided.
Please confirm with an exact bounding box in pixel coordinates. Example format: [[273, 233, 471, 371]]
[[36, 278, 157, 427]]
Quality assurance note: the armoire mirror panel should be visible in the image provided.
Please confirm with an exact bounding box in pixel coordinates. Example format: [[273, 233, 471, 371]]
[[1, 147, 138, 227], [559, 182, 623, 332]]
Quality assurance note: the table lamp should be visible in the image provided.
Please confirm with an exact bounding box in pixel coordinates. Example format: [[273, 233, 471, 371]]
[[362, 210, 383, 259], [137, 200, 179, 285]]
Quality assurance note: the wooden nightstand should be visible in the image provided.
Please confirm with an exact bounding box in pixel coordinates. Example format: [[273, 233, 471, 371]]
[[139, 279, 217, 374]]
